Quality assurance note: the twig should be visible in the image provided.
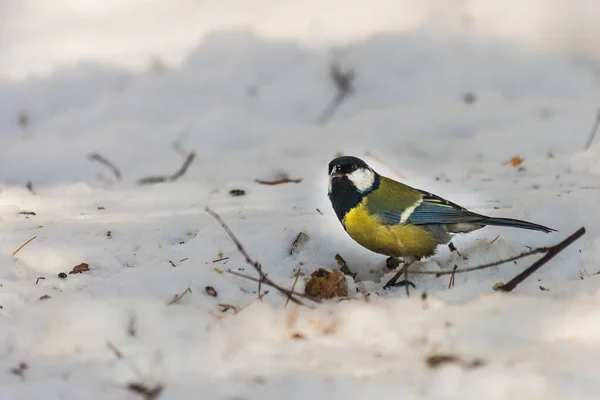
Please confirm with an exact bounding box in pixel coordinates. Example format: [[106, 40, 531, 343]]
[[226, 270, 320, 304], [285, 267, 302, 308], [169, 151, 195, 181], [584, 109, 600, 150], [411, 246, 552, 276], [448, 265, 458, 288], [212, 257, 229, 263], [496, 227, 586, 292], [106, 340, 124, 359], [167, 287, 192, 305], [206, 207, 310, 306], [137, 152, 196, 185], [88, 153, 122, 181], [255, 178, 302, 185], [12, 236, 37, 257], [316, 62, 354, 125]]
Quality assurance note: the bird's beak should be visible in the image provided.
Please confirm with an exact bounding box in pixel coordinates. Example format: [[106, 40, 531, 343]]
[[330, 172, 344, 179]]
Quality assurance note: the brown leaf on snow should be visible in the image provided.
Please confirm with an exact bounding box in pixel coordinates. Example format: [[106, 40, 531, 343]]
[[504, 156, 525, 168], [69, 263, 90, 274]]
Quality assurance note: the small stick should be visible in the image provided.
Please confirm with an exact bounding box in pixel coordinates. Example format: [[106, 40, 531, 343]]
[[212, 257, 229, 263], [257, 264, 263, 301], [167, 287, 192, 305], [497, 227, 586, 292], [285, 267, 302, 308], [138, 152, 196, 185], [255, 178, 302, 185], [584, 109, 600, 150], [206, 207, 308, 306], [226, 270, 319, 305], [168, 151, 195, 181], [448, 265, 458, 289], [12, 236, 37, 257], [106, 340, 124, 359], [411, 246, 552, 276], [88, 153, 122, 181]]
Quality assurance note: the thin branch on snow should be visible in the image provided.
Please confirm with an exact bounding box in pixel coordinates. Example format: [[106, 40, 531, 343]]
[[496, 227, 586, 292], [412, 247, 553, 276], [409, 227, 586, 291], [206, 207, 319, 306], [88, 153, 122, 181], [316, 62, 354, 125], [137, 152, 196, 185], [584, 109, 600, 150], [226, 268, 320, 306]]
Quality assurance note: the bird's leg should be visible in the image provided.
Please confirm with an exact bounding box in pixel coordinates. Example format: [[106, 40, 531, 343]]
[[448, 241, 467, 260], [385, 256, 402, 270], [383, 257, 417, 292]]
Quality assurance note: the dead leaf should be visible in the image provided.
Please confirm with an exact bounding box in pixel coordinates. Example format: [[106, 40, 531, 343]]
[[69, 263, 90, 274], [504, 156, 525, 168]]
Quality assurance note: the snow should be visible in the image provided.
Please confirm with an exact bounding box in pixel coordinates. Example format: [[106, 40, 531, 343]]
[[1, 1, 600, 398]]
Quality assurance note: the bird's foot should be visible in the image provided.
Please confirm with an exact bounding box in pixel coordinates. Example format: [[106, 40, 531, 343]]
[[448, 242, 467, 260], [385, 256, 403, 270], [383, 260, 416, 296]]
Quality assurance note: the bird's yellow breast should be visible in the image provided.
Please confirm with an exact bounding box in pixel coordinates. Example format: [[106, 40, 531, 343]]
[[342, 199, 438, 258]]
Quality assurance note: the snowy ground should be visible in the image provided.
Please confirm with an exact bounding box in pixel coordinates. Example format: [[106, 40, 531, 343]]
[[2, 1, 600, 399]]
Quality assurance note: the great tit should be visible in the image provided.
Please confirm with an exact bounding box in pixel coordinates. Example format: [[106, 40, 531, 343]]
[[327, 156, 555, 289]]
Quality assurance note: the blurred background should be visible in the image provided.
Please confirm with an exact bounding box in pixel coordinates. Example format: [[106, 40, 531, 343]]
[[1, 0, 599, 190]]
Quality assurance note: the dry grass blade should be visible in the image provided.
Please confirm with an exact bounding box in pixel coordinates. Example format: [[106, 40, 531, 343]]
[[285, 266, 302, 308], [167, 287, 192, 305], [12, 235, 37, 257], [255, 178, 302, 185], [448, 265, 458, 289]]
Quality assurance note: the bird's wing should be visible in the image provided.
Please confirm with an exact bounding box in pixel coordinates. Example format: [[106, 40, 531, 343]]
[[365, 176, 482, 226]]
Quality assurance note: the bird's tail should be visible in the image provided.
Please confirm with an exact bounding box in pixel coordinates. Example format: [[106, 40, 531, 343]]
[[479, 217, 555, 233]]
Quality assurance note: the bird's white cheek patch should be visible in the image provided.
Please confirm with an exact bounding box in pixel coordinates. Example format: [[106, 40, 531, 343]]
[[347, 168, 375, 193]]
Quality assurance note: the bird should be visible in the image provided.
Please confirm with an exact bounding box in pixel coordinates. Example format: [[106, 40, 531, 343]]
[[327, 155, 555, 290]]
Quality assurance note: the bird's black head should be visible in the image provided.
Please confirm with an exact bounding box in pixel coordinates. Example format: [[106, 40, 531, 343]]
[[327, 156, 380, 221]]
